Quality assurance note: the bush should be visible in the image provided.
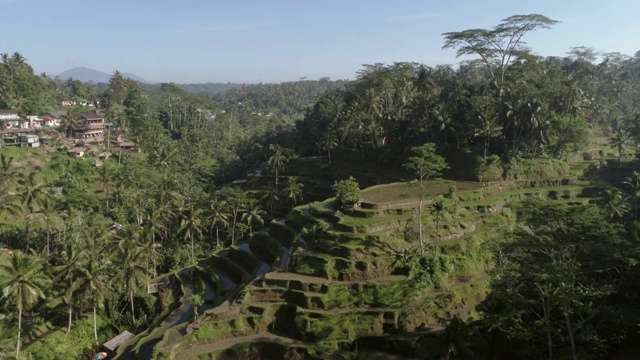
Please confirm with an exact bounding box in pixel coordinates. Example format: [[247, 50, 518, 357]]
[[476, 155, 504, 181], [332, 176, 360, 208], [505, 158, 570, 181]]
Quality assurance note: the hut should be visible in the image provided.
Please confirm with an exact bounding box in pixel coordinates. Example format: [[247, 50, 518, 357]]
[[102, 330, 135, 357]]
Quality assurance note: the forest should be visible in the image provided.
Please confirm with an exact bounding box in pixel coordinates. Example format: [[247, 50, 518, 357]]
[[1, 13, 640, 360]]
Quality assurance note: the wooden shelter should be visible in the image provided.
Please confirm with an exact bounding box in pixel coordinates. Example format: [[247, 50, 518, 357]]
[[102, 330, 135, 356]]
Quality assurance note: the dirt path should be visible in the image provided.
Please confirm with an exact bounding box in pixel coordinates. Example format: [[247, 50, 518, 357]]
[[172, 332, 308, 360]]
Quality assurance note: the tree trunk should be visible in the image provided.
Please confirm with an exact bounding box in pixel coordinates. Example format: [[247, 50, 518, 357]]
[[67, 277, 73, 335], [93, 303, 98, 344], [131, 291, 136, 323], [418, 194, 424, 257], [435, 216, 440, 259], [216, 227, 220, 247], [190, 234, 195, 265], [16, 307, 21, 359], [565, 311, 578, 360]]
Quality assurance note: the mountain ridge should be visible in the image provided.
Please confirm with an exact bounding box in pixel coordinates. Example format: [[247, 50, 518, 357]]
[[58, 66, 154, 84]]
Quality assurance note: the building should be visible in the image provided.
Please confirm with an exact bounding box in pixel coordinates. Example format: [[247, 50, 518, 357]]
[[74, 112, 105, 140], [18, 135, 40, 148], [45, 110, 67, 123], [40, 116, 60, 127], [0, 110, 21, 129]]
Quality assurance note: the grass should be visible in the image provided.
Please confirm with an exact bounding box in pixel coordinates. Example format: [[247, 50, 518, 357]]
[[361, 179, 481, 204]]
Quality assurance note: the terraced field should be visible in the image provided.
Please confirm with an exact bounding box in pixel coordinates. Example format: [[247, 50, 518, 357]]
[[124, 169, 604, 359]]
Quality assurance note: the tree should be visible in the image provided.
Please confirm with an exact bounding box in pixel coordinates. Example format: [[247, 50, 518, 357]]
[[431, 198, 446, 259], [79, 226, 112, 344], [284, 176, 304, 209], [115, 225, 146, 323], [442, 14, 559, 98], [207, 199, 229, 248], [241, 198, 266, 234], [53, 237, 84, 335], [404, 143, 449, 257], [0, 251, 47, 358], [267, 144, 293, 187], [332, 176, 360, 208], [35, 197, 60, 256], [600, 187, 629, 221], [180, 205, 204, 265], [608, 129, 630, 162], [260, 185, 281, 219], [189, 294, 204, 323], [623, 171, 640, 221]]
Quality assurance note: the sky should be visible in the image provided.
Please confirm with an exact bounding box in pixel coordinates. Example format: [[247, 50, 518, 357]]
[[1, 0, 639, 83]]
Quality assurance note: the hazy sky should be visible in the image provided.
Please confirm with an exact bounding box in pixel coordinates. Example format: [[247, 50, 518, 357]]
[[1, 0, 638, 83]]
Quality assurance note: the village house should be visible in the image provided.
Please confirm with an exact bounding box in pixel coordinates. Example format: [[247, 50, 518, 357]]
[[25, 115, 44, 128], [74, 112, 105, 140], [40, 116, 60, 127], [0, 109, 21, 129], [45, 110, 67, 122]]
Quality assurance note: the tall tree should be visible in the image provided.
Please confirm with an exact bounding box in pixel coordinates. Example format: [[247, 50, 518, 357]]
[[442, 14, 559, 99], [0, 251, 47, 358], [404, 143, 449, 257]]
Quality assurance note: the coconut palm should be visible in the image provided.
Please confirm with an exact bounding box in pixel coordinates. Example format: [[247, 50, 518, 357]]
[[143, 209, 166, 276], [268, 144, 292, 187], [0, 153, 19, 187], [242, 198, 266, 234], [206, 199, 229, 248], [115, 225, 146, 323], [600, 187, 629, 221], [608, 129, 630, 163], [0, 251, 47, 358], [431, 199, 446, 259], [624, 171, 640, 221], [53, 237, 85, 335], [284, 176, 304, 209], [18, 170, 49, 211], [260, 185, 281, 219], [79, 226, 113, 344], [35, 197, 60, 256], [180, 205, 205, 264]]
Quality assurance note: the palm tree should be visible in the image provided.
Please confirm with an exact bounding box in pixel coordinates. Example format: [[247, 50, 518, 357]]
[[143, 209, 166, 276], [35, 197, 60, 256], [474, 114, 503, 161], [115, 225, 146, 323], [600, 187, 629, 221], [62, 106, 82, 139], [268, 144, 291, 187], [0, 251, 47, 358], [53, 237, 84, 335], [18, 170, 49, 217], [260, 185, 281, 219], [0, 153, 19, 187], [284, 176, 304, 209], [206, 199, 229, 248], [242, 198, 266, 234], [431, 199, 446, 260], [79, 226, 112, 344], [180, 205, 205, 264], [609, 129, 631, 163], [624, 171, 640, 221]]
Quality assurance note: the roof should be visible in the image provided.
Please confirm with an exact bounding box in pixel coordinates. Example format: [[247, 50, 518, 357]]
[[0, 110, 18, 115], [40, 116, 55, 121], [46, 111, 67, 119], [79, 112, 103, 120], [102, 330, 135, 351], [119, 142, 135, 147], [70, 147, 85, 153]]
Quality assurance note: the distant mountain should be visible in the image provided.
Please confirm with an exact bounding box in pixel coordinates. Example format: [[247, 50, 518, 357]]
[[57, 67, 154, 84]]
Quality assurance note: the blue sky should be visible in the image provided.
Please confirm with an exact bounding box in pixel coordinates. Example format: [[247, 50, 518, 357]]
[[1, 0, 638, 83]]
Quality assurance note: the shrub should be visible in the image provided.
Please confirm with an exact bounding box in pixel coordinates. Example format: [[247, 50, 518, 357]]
[[505, 158, 570, 181], [332, 176, 360, 208]]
